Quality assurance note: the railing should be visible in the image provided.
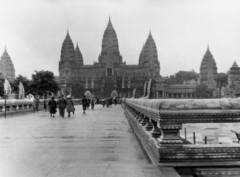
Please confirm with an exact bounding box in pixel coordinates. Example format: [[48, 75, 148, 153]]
[[122, 79, 240, 176], [0, 99, 81, 117]]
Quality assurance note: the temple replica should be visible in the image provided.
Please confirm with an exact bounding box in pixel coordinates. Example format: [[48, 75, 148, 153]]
[[221, 61, 240, 98], [0, 47, 15, 82], [156, 46, 219, 98], [199, 45, 218, 89], [59, 18, 160, 98], [58, 18, 223, 99]]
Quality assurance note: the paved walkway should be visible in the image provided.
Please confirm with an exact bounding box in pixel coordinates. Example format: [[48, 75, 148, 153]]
[[0, 105, 163, 177]]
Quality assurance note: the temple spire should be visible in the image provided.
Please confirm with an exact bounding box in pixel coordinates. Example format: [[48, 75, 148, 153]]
[[232, 61, 238, 68], [107, 16, 112, 27]]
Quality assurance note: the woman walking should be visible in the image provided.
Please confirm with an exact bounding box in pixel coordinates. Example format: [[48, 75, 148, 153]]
[[66, 95, 75, 117], [48, 96, 57, 117]]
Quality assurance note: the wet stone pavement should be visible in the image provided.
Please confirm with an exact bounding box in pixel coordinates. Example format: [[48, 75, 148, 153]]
[[0, 105, 162, 177]]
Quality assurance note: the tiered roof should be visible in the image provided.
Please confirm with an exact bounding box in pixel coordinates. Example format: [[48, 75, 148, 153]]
[[0, 47, 15, 82], [200, 46, 218, 82], [75, 43, 83, 66], [99, 17, 122, 64], [139, 32, 159, 66], [60, 30, 75, 62]]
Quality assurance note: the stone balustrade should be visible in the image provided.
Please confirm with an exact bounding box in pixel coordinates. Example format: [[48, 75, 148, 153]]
[[0, 99, 35, 114], [0, 99, 81, 116], [123, 97, 240, 165]]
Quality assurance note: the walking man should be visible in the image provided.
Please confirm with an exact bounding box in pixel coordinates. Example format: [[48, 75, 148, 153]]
[[57, 95, 67, 117]]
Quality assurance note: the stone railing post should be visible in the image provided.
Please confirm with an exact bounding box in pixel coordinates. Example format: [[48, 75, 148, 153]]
[[12, 104, 17, 111], [145, 118, 154, 131], [0, 105, 3, 112], [159, 123, 183, 146], [151, 121, 161, 138]]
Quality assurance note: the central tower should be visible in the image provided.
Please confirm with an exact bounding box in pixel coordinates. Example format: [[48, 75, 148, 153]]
[[98, 17, 122, 76]]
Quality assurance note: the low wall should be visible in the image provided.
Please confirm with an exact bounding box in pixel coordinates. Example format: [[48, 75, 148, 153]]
[[0, 99, 81, 117]]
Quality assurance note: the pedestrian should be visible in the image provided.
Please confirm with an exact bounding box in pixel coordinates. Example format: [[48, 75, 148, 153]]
[[66, 95, 75, 117], [86, 98, 90, 109], [82, 95, 87, 114], [102, 97, 106, 107], [48, 96, 57, 117], [91, 97, 95, 110], [32, 96, 36, 112], [114, 97, 117, 106], [106, 98, 109, 107], [35, 95, 40, 112], [43, 97, 48, 111], [57, 95, 67, 117]]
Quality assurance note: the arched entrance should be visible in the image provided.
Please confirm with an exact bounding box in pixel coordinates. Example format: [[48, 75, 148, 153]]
[[84, 90, 91, 98], [111, 90, 118, 98]]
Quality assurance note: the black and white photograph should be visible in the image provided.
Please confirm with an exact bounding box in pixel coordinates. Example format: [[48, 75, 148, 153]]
[[0, 0, 240, 176]]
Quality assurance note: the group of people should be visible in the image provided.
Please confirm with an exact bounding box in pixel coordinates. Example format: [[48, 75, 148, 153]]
[[30, 94, 113, 117], [48, 95, 75, 117], [100, 97, 118, 108]]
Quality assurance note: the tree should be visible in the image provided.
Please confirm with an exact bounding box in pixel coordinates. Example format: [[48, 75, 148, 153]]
[[168, 70, 199, 85], [12, 75, 31, 95], [216, 72, 228, 87], [195, 83, 213, 98], [0, 78, 4, 97], [29, 70, 60, 96]]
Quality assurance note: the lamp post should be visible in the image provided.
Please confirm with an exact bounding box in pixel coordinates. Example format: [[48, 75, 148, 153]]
[[4, 90, 6, 118]]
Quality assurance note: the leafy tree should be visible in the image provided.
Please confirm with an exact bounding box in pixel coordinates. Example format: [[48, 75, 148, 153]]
[[0, 78, 4, 97], [216, 72, 228, 87], [29, 70, 60, 96], [12, 75, 31, 95], [168, 70, 199, 85], [195, 83, 213, 98]]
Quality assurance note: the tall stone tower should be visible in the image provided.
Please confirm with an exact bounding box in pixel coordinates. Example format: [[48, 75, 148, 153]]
[[200, 46, 217, 89], [139, 32, 160, 77], [0, 47, 15, 82], [98, 17, 123, 72], [75, 43, 83, 66], [59, 30, 76, 79], [228, 61, 240, 87]]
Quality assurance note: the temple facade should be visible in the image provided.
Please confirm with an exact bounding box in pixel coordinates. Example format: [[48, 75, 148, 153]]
[[0, 47, 15, 82], [59, 18, 160, 98]]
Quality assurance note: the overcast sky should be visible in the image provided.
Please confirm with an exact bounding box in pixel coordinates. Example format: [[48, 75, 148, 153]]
[[0, 0, 240, 79]]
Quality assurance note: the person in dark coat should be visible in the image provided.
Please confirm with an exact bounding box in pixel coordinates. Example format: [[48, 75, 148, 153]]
[[48, 96, 57, 117], [57, 95, 67, 117], [43, 97, 48, 111], [82, 95, 88, 114], [86, 98, 90, 109], [91, 97, 95, 110], [66, 95, 75, 117], [102, 97, 106, 107]]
